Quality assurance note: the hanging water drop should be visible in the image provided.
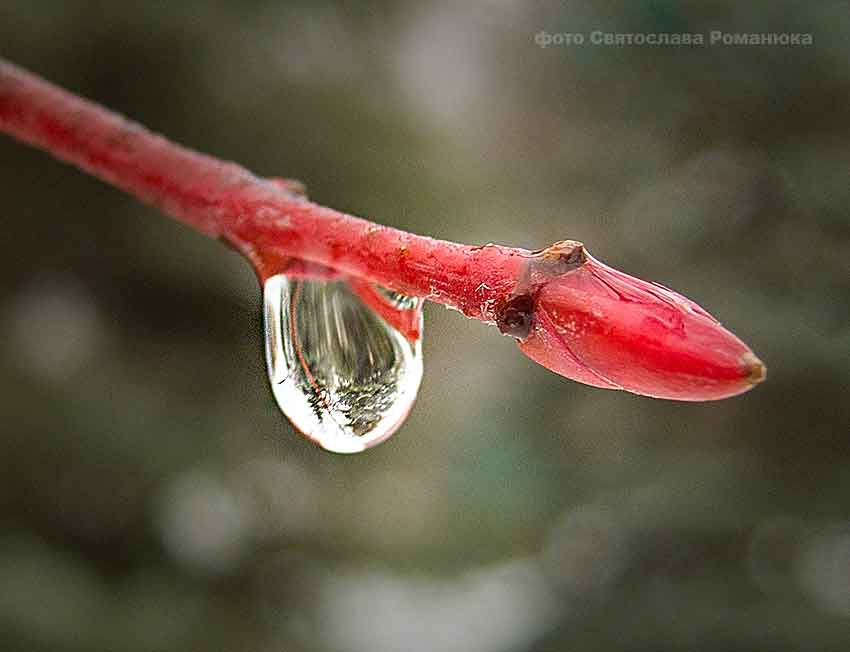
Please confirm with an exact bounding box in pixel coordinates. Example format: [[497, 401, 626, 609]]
[[263, 275, 424, 454]]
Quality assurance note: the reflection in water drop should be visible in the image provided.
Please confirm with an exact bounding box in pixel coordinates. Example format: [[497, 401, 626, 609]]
[[263, 275, 423, 454]]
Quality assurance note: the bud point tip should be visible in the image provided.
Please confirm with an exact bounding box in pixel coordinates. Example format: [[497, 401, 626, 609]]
[[743, 352, 767, 385]]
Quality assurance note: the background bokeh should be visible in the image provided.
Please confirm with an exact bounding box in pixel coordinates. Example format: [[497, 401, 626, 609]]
[[2, 2, 849, 651]]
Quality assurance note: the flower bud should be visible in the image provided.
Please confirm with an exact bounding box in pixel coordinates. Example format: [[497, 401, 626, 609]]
[[511, 246, 765, 401]]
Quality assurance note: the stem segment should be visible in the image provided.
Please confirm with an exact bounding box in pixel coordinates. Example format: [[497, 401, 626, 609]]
[[0, 58, 522, 322]]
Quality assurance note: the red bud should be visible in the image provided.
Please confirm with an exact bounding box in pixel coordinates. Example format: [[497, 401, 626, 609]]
[[509, 243, 765, 401]]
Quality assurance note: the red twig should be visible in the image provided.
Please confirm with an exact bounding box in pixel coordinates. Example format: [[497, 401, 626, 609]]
[[0, 58, 765, 401]]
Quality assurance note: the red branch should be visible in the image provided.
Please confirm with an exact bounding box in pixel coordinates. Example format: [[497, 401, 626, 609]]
[[0, 58, 766, 401]]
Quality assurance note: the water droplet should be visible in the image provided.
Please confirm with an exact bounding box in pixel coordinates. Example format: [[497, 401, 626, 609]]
[[263, 275, 423, 454]]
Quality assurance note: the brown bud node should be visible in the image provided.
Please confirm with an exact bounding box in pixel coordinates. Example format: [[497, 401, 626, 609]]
[[496, 293, 535, 340], [534, 240, 587, 274]]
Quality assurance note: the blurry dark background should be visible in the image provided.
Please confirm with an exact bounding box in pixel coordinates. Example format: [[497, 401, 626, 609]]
[[1, 2, 849, 651]]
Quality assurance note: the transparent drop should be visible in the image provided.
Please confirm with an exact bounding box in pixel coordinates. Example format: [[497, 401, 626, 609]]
[[263, 275, 424, 454]]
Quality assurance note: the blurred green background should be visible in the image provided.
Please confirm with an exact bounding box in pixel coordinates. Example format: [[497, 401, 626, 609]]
[[2, 2, 849, 651]]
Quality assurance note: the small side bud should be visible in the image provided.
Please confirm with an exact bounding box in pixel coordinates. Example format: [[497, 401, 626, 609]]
[[496, 293, 535, 340], [531, 240, 587, 275]]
